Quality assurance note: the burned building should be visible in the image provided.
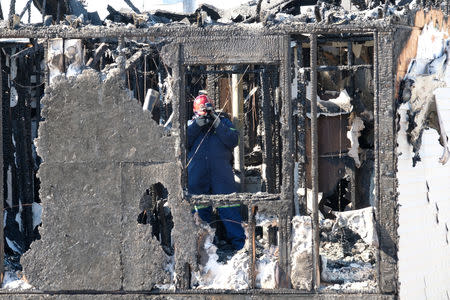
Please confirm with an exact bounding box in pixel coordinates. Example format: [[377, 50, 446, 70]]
[[0, 0, 449, 299]]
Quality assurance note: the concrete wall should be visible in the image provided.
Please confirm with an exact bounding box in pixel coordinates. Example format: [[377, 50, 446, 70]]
[[397, 92, 450, 299], [20, 68, 192, 291]]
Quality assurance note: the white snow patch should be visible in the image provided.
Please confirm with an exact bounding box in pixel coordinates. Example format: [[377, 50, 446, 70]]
[[322, 280, 376, 292], [2, 271, 32, 290], [32, 202, 42, 229], [193, 249, 249, 290], [291, 216, 312, 257], [154, 254, 176, 291], [10, 87, 18, 108], [255, 214, 278, 289], [65, 39, 84, 78], [192, 223, 249, 290], [48, 39, 64, 83], [300, 188, 323, 215], [306, 87, 352, 118], [416, 23, 446, 60], [15, 209, 23, 233], [347, 116, 365, 168], [321, 257, 374, 283], [255, 245, 278, 289], [290, 216, 313, 290]]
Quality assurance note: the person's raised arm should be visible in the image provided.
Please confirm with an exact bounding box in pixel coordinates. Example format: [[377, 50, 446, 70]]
[[187, 117, 210, 149]]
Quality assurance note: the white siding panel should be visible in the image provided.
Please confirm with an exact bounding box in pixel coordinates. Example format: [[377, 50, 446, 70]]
[[397, 94, 450, 300]]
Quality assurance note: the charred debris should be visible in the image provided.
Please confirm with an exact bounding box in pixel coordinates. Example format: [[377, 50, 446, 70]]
[[0, 0, 447, 297]]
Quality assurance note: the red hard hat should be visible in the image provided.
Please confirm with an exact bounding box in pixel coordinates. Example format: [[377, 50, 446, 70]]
[[193, 94, 210, 116]]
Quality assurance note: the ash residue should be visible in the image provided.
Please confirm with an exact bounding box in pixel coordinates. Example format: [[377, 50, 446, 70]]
[[319, 211, 377, 291]]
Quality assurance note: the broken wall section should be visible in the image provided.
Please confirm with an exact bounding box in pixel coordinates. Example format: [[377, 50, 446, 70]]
[[20, 64, 193, 291]]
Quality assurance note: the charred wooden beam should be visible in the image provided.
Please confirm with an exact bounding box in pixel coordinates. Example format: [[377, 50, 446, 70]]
[[249, 205, 257, 289], [19, 0, 33, 20], [310, 33, 321, 290], [11, 43, 43, 60], [125, 50, 143, 71], [296, 45, 308, 215], [42, 0, 46, 23], [260, 69, 275, 193], [0, 48, 4, 283], [85, 42, 107, 68], [123, 0, 141, 14], [301, 64, 372, 72]]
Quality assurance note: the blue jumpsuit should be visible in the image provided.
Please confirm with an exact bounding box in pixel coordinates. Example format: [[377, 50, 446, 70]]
[[187, 116, 245, 250]]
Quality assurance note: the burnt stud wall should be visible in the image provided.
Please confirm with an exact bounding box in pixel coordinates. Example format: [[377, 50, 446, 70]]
[[0, 23, 400, 298]]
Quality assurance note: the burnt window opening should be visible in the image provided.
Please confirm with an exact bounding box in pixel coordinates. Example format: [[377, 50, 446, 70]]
[[138, 183, 173, 256], [299, 36, 375, 214], [184, 64, 283, 195], [296, 35, 377, 290], [120, 43, 173, 127], [193, 203, 249, 289]]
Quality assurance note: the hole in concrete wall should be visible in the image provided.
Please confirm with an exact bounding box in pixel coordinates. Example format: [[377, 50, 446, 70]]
[[137, 183, 173, 256], [184, 64, 282, 195]]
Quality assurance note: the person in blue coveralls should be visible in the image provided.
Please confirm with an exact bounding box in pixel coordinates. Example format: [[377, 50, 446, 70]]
[[187, 94, 245, 250]]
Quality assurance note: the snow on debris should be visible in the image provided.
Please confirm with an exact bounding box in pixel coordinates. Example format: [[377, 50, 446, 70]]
[[255, 214, 278, 289], [319, 207, 377, 292]]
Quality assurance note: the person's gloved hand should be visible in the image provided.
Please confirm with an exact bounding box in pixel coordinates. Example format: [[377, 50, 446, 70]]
[[211, 113, 221, 128], [195, 115, 210, 127]]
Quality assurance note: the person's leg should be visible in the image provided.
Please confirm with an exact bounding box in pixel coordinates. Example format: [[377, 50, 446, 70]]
[[210, 160, 244, 249], [194, 206, 213, 224], [217, 205, 245, 250], [188, 158, 213, 225]]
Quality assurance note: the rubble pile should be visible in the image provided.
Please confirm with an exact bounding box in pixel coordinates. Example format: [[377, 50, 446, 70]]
[[319, 207, 377, 291], [0, 0, 444, 30]]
